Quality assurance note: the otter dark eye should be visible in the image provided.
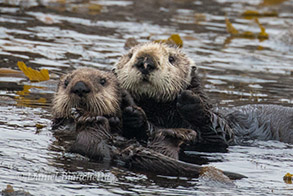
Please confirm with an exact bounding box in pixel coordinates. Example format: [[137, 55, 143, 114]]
[[169, 56, 175, 64], [64, 78, 69, 88], [100, 78, 106, 86]]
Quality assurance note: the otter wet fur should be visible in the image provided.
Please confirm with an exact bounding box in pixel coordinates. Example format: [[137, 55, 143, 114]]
[[51, 67, 246, 180], [218, 104, 293, 144], [114, 42, 233, 153], [114, 42, 293, 151]]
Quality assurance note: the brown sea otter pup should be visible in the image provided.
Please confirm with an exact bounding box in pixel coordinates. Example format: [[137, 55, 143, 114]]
[[51, 67, 245, 180], [114, 42, 233, 153]]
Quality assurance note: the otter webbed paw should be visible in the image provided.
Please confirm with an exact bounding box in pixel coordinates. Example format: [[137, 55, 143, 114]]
[[155, 128, 197, 143], [108, 116, 122, 133], [108, 116, 120, 127], [71, 109, 109, 130], [123, 106, 147, 129], [149, 128, 197, 159], [122, 106, 148, 141], [70, 107, 107, 125], [177, 90, 210, 126], [121, 89, 136, 109], [70, 108, 82, 119], [81, 115, 107, 125]]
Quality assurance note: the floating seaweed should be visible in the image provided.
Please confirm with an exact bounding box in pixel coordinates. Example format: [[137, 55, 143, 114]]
[[283, 173, 293, 184], [242, 10, 278, 20], [154, 34, 183, 48], [17, 61, 50, 82], [225, 18, 269, 41]]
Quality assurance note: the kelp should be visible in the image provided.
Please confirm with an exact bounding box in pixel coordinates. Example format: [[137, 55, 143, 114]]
[[225, 18, 269, 41], [154, 34, 183, 48], [283, 173, 293, 184], [17, 61, 50, 82], [259, 0, 288, 6], [242, 10, 278, 20]]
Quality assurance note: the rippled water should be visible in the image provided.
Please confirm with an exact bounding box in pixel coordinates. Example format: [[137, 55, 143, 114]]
[[0, 0, 293, 195]]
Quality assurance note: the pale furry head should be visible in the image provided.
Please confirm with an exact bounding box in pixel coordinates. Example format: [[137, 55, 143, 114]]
[[52, 68, 121, 119], [114, 42, 196, 101]]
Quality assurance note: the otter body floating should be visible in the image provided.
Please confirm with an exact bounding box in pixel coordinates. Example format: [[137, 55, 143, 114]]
[[114, 42, 233, 153], [114, 42, 293, 156], [51, 68, 246, 180]]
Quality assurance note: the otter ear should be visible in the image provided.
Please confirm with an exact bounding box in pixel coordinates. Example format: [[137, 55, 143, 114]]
[[190, 65, 198, 76], [191, 65, 197, 71], [124, 38, 139, 50]]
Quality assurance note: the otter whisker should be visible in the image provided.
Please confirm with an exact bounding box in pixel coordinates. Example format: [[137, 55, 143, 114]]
[[92, 96, 102, 116]]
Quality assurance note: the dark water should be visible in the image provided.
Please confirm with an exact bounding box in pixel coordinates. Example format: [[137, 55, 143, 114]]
[[0, 0, 293, 195]]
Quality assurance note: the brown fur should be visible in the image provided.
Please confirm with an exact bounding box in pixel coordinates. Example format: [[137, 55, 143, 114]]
[[51, 68, 245, 180], [115, 42, 194, 101], [148, 128, 197, 159], [114, 42, 231, 153], [115, 42, 293, 149], [52, 68, 121, 119]]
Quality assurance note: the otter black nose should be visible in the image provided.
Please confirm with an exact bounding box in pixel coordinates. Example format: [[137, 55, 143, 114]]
[[135, 56, 156, 75], [71, 81, 90, 97]]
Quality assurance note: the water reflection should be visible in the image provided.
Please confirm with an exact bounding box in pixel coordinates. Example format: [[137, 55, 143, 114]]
[[0, 0, 293, 195]]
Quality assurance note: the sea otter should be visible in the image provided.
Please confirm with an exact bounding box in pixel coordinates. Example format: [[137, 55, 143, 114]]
[[114, 42, 293, 149], [114, 42, 233, 152], [51, 67, 245, 179]]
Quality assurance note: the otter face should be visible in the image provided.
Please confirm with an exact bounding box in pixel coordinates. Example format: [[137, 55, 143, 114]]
[[114, 42, 195, 101], [52, 68, 121, 118]]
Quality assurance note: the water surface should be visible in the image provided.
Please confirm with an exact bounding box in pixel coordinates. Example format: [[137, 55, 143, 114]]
[[0, 0, 293, 195]]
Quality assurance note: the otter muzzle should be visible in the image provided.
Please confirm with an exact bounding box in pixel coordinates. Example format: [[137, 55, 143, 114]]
[[135, 56, 156, 75], [71, 81, 91, 97]]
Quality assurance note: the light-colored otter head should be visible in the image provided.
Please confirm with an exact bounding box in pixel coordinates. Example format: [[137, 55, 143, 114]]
[[52, 68, 121, 119], [114, 42, 196, 101]]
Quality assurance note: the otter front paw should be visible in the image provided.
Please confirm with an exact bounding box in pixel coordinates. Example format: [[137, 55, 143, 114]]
[[122, 106, 148, 141], [177, 90, 208, 125], [75, 114, 109, 127], [108, 116, 122, 133], [156, 128, 197, 143], [121, 89, 136, 109], [108, 116, 121, 127], [123, 106, 147, 129], [70, 108, 82, 119], [86, 116, 108, 124]]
